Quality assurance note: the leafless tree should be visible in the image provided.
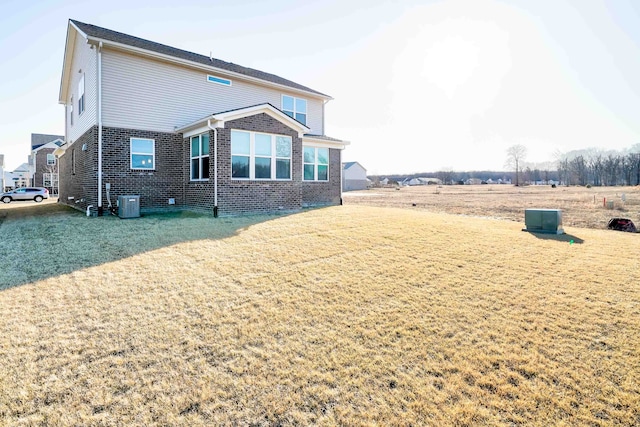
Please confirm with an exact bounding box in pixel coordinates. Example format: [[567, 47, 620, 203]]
[[505, 144, 527, 186]]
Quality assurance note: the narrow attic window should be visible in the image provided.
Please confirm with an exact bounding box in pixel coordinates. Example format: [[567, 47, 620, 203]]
[[207, 75, 232, 86]]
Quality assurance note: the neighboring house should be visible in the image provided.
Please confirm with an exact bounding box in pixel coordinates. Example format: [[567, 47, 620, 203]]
[[0, 154, 4, 191], [30, 133, 64, 193], [342, 161, 368, 191], [11, 163, 31, 188], [406, 177, 441, 186], [56, 20, 348, 216]]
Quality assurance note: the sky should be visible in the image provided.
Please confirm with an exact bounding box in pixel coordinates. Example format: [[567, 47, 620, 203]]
[[1, 0, 639, 174]]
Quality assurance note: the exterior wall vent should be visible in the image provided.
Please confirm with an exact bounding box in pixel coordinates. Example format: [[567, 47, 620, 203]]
[[523, 209, 564, 234], [118, 195, 140, 219]]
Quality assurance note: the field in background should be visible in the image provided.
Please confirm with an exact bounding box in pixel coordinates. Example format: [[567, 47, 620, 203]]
[[343, 184, 640, 229], [1, 203, 639, 425]]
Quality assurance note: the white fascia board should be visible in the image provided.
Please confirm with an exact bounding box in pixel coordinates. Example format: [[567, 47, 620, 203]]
[[59, 25, 80, 103], [33, 141, 63, 152], [302, 137, 350, 150], [177, 104, 310, 137], [213, 104, 310, 136], [175, 114, 216, 133], [86, 37, 332, 102], [182, 125, 212, 139]]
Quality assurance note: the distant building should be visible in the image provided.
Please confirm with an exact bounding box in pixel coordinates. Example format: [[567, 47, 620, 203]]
[[406, 177, 441, 186], [342, 161, 369, 191], [0, 154, 4, 191], [29, 133, 64, 193], [11, 163, 31, 188]]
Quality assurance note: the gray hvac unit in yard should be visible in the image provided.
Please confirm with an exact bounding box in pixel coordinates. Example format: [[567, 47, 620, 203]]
[[118, 195, 140, 219], [523, 209, 564, 234]]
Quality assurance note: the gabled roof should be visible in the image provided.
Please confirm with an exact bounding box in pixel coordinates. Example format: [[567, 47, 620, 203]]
[[31, 133, 64, 150], [14, 163, 30, 173], [66, 20, 330, 100], [176, 103, 310, 137]]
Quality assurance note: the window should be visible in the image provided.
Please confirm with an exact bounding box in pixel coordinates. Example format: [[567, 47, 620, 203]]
[[207, 75, 232, 86], [70, 96, 74, 126], [47, 154, 56, 165], [71, 148, 76, 174], [78, 74, 85, 115], [190, 133, 210, 180], [282, 95, 307, 125], [231, 130, 291, 180], [43, 173, 59, 187], [130, 138, 155, 170], [303, 147, 329, 181]]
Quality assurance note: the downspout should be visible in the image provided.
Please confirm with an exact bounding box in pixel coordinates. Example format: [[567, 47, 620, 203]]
[[97, 41, 103, 215], [207, 119, 218, 217]]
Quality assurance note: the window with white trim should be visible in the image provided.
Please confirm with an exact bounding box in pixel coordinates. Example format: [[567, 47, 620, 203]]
[[303, 147, 329, 181], [282, 95, 307, 125], [231, 130, 292, 180], [43, 173, 59, 187], [207, 75, 232, 86], [47, 154, 56, 165], [130, 138, 155, 170], [70, 96, 74, 126], [78, 74, 85, 115], [190, 133, 210, 180]]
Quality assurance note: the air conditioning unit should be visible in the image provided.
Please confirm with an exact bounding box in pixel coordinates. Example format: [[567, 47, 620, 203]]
[[523, 209, 564, 234], [118, 195, 140, 219]]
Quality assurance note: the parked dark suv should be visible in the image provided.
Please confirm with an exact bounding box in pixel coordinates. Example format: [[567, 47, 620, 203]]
[[1, 187, 50, 203]]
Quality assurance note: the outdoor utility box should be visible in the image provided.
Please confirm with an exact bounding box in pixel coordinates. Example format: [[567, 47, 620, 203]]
[[524, 209, 564, 234], [118, 195, 140, 219]]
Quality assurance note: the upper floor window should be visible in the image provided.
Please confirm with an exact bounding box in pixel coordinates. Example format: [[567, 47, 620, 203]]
[[47, 154, 56, 165], [70, 96, 74, 126], [130, 138, 155, 170], [78, 74, 85, 115], [303, 147, 329, 181], [207, 75, 232, 86], [190, 133, 210, 181], [231, 130, 292, 180], [282, 95, 307, 125]]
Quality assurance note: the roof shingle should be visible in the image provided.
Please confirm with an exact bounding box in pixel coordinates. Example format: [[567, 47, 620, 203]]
[[70, 20, 329, 98]]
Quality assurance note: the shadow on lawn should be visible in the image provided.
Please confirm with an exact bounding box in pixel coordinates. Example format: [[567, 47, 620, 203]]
[[0, 202, 290, 289], [525, 231, 585, 244]]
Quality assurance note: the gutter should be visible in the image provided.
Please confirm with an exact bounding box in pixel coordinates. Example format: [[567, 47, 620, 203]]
[[97, 41, 103, 215], [207, 119, 219, 218]]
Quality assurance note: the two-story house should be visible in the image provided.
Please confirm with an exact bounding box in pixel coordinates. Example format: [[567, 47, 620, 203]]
[[30, 133, 64, 193], [56, 20, 347, 216]]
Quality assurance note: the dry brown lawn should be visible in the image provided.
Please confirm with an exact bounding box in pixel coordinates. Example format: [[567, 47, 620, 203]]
[[344, 184, 640, 230], [1, 200, 639, 425]]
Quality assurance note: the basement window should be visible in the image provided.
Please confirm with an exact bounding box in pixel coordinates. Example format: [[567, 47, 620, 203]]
[[207, 75, 232, 86]]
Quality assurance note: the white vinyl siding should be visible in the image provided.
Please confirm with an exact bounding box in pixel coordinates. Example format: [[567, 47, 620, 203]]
[[67, 36, 98, 142], [101, 49, 324, 134]]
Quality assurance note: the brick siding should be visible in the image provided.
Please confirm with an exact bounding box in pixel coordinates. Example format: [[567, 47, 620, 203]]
[[301, 148, 342, 206], [58, 126, 98, 213], [59, 114, 341, 216], [34, 148, 58, 191]]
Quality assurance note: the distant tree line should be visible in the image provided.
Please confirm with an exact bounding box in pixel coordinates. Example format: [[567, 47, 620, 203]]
[[370, 144, 640, 186], [556, 151, 640, 186]]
